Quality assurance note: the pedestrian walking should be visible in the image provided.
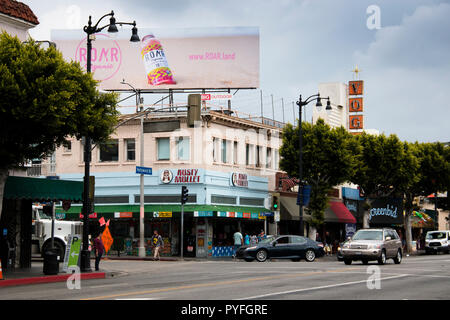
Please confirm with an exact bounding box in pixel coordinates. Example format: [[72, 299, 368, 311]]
[[151, 230, 164, 261], [244, 233, 250, 246], [232, 230, 243, 259], [257, 230, 267, 242], [93, 233, 105, 271]]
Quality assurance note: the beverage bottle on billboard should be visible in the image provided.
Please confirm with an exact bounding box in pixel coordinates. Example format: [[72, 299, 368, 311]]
[[140, 34, 176, 86]]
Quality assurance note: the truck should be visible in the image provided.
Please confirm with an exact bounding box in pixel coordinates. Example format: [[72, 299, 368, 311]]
[[32, 205, 83, 261]]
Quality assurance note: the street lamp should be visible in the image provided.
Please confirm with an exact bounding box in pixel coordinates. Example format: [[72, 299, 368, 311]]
[[80, 11, 140, 272], [120, 80, 146, 258], [296, 93, 331, 237]]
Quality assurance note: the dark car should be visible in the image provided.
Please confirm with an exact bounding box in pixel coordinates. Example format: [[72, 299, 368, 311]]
[[235, 235, 324, 262]]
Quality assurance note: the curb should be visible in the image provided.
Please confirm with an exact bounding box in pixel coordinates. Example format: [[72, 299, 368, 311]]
[[0, 272, 106, 288]]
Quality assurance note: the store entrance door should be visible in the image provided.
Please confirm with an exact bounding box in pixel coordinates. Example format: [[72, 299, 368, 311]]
[[183, 215, 196, 257]]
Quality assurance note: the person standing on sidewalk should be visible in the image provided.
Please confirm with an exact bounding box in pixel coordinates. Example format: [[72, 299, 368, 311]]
[[232, 230, 243, 259], [93, 233, 105, 271], [151, 230, 164, 261]]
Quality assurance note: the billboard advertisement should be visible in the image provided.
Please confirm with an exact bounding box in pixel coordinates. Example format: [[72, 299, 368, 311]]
[[51, 27, 259, 90]]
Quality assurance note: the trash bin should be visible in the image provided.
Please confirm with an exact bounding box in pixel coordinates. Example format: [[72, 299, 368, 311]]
[[43, 249, 59, 275]]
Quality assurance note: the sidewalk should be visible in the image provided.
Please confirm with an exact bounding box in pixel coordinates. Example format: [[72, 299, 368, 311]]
[[0, 261, 107, 288]]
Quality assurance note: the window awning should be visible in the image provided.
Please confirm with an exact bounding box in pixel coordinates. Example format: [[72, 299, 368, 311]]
[[280, 196, 312, 222], [4, 176, 83, 201], [325, 201, 356, 224]]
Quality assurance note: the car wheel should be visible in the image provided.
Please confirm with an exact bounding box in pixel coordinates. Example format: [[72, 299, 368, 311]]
[[378, 250, 386, 265], [344, 259, 352, 265], [305, 249, 316, 262], [362, 259, 369, 265], [393, 249, 402, 264], [256, 249, 268, 262]]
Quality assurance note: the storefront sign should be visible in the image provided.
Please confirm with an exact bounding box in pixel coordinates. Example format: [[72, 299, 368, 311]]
[[56, 213, 66, 219], [258, 214, 266, 220], [243, 212, 251, 219], [114, 212, 133, 218], [160, 169, 203, 184], [231, 173, 248, 187], [251, 213, 259, 219], [368, 198, 403, 224], [154, 212, 172, 218], [345, 223, 357, 238], [194, 211, 213, 217]]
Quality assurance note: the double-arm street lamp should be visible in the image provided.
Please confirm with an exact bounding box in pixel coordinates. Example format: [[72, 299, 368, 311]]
[[80, 11, 140, 272], [296, 93, 331, 237]]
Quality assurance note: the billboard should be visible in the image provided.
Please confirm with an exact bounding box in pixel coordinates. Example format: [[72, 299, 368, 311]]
[[51, 27, 259, 90]]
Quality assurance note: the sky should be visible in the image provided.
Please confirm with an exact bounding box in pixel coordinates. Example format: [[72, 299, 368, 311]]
[[22, 0, 450, 143]]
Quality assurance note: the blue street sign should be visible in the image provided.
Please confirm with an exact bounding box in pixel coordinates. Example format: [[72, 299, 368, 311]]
[[136, 166, 152, 175], [297, 185, 311, 206]]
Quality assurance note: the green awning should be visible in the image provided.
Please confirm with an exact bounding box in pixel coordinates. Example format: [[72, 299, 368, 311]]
[[4, 176, 83, 201], [56, 204, 271, 219]]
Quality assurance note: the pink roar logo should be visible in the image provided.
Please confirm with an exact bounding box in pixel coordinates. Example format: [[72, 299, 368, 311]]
[[75, 33, 122, 82]]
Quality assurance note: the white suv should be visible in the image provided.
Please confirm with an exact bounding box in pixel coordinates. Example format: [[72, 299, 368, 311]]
[[425, 231, 450, 254]]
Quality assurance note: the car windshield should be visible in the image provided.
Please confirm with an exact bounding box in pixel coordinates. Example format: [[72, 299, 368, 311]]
[[259, 237, 274, 244], [352, 230, 383, 240], [426, 232, 446, 240]]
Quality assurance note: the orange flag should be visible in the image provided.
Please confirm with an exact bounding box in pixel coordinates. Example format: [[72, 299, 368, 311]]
[[101, 226, 114, 254]]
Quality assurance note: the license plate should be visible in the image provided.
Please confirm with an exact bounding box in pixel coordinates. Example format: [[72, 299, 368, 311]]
[[355, 251, 362, 255]]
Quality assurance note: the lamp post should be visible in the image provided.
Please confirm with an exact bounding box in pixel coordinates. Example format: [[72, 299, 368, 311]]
[[121, 80, 145, 258], [296, 93, 331, 237], [80, 11, 140, 272]]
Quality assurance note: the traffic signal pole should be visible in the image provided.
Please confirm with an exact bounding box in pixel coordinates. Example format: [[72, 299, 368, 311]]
[[180, 203, 184, 260]]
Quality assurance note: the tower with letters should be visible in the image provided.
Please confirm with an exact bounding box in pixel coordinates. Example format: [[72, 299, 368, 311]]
[[348, 66, 364, 134]]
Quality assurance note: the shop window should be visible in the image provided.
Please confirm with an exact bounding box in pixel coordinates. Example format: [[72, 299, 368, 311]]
[[99, 139, 119, 162], [240, 197, 265, 207], [211, 195, 236, 205], [246, 143, 253, 166], [176, 137, 190, 161], [213, 137, 219, 162], [157, 137, 170, 160], [125, 139, 135, 161]]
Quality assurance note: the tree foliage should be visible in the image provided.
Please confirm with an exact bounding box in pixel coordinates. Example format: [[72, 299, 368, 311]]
[[0, 32, 119, 169], [280, 119, 358, 226]]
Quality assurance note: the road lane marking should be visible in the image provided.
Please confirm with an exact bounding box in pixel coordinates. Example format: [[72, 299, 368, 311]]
[[239, 274, 410, 300], [89, 283, 129, 289], [81, 268, 354, 300]]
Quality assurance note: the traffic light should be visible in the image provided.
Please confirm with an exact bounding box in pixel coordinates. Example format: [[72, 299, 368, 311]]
[[181, 186, 189, 204], [271, 193, 280, 211]]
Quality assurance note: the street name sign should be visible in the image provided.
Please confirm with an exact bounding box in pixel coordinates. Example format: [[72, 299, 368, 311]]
[[136, 166, 152, 175]]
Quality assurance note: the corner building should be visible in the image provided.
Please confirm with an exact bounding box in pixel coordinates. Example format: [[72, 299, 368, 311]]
[[53, 108, 282, 258]]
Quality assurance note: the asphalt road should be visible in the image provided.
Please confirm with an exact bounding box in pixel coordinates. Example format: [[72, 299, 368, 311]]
[[1, 254, 449, 300]]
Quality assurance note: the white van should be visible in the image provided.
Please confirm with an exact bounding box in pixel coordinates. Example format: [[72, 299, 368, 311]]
[[425, 230, 450, 254]]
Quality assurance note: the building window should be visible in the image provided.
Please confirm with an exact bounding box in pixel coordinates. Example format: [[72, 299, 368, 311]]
[[99, 140, 119, 162], [246, 143, 252, 166], [266, 147, 272, 169], [233, 141, 238, 165], [157, 137, 170, 160], [222, 139, 229, 163], [125, 139, 135, 161], [274, 149, 279, 170], [211, 195, 236, 205], [63, 140, 72, 153], [240, 197, 265, 207], [256, 146, 261, 167], [176, 137, 190, 161], [213, 137, 219, 162]]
